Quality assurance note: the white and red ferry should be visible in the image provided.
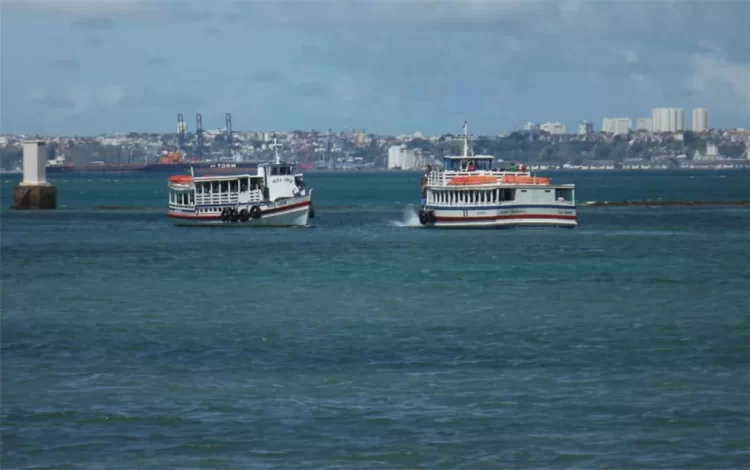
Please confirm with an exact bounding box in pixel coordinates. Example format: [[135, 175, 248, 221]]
[[167, 141, 314, 227], [418, 122, 577, 229]]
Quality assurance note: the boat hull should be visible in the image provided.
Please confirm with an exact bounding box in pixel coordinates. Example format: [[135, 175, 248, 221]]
[[420, 204, 577, 228], [168, 194, 313, 227]]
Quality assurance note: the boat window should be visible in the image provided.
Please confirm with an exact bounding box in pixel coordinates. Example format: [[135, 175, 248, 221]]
[[196, 185, 202, 194], [555, 188, 573, 201], [189, 192, 194, 204], [271, 167, 279, 175], [240, 178, 248, 192], [220, 181, 229, 193], [230, 180, 238, 193]]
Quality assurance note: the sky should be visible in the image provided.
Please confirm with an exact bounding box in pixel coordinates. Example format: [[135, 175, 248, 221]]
[[1, 0, 749, 136]]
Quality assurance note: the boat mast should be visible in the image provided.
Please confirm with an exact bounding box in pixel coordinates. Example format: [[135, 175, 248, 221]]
[[272, 138, 281, 164], [463, 121, 469, 157]]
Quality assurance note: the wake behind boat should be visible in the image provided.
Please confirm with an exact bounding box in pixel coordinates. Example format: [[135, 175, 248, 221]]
[[167, 140, 314, 227], [418, 122, 577, 229]]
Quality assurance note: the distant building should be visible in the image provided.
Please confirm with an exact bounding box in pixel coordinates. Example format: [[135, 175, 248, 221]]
[[602, 118, 632, 135], [695, 142, 720, 161], [637, 118, 652, 132], [523, 122, 540, 132], [578, 121, 594, 135], [692, 108, 709, 132], [540, 122, 566, 135], [387, 145, 420, 169], [652, 108, 685, 132]]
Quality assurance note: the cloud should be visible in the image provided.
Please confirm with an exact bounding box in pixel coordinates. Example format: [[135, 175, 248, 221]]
[[140, 56, 169, 68], [53, 58, 81, 70], [122, 87, 205, 109], [71, 17, 117, 31], [3, 0, 158, 17], [239, 0, 545, 26], [27, 89, 76, 110], [614, 49, 639, 64], [94, 85, 126, 106], [691, 55, 750, 112], [203, 25, 222, 37], [26, 84, 126, 114]]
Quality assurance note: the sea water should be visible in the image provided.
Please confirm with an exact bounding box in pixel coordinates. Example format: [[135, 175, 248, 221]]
[[1, 171, 749, 468]]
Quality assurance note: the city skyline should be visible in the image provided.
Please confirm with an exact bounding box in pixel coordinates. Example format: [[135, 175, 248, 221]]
[[2, 0, 750, 136]]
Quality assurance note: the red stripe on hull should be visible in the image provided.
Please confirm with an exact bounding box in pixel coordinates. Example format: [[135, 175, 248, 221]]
[[167, 213, 220, 220], [436, 214, 577, 222], [262, 200, 310, 215]]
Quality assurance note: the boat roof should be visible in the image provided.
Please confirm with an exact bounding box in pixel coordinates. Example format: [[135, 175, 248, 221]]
[[190, 173, 259, 181], [443, 155, 495, 160], [259, 160, 296, 166]]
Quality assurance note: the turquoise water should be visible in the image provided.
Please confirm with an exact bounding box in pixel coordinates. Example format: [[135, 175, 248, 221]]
[[2, 171, 749, 469]]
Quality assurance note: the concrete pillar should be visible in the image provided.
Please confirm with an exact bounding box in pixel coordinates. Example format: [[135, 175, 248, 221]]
[[10, 140, 57, 210]]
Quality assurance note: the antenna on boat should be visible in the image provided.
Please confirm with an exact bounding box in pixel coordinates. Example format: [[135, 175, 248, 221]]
[[190, 165, 194, 178]]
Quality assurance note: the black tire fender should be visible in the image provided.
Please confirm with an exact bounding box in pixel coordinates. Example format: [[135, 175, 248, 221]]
[[220, 208, 231, 222]]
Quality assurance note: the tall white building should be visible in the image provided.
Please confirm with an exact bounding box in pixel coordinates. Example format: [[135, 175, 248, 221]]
[[387, 145, 420, 169], [651, 108, 686, 132], [523, 122, 540, 132], [692, 108, 709, 132], [636, 118, 652, 132], [602, 118, 632, 135], [578, 121, 594, 135], [540, 122, 566, 135]]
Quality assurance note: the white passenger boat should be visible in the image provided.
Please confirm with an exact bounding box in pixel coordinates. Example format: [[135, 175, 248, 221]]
[[167, 141, 314, 227], [418, 122, 577, 228]]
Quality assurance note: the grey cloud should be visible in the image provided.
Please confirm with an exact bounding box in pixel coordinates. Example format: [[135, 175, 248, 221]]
[[53, 58, 81, 70], [292, 82, 330, 99], [122, 87, 205, 109], [141, 56, 169, 68], [162, 1, 214, 23], [3, 0, 156, 17], [31, 95, 76, 109], [85, 36, 104, 48], [203, 25, 222, 37], [71, 17, 116, 31], [249, 71, 287, 85]]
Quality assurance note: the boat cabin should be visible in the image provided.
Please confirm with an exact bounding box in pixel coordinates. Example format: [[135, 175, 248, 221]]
[[442, 155, 495, 172], [168, 162, 307, 215]]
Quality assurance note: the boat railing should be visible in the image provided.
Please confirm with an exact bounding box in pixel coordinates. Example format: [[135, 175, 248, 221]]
[[194, 189, 263, 206], [425, 187, 518, 206], [427, 170, 536, 187]]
